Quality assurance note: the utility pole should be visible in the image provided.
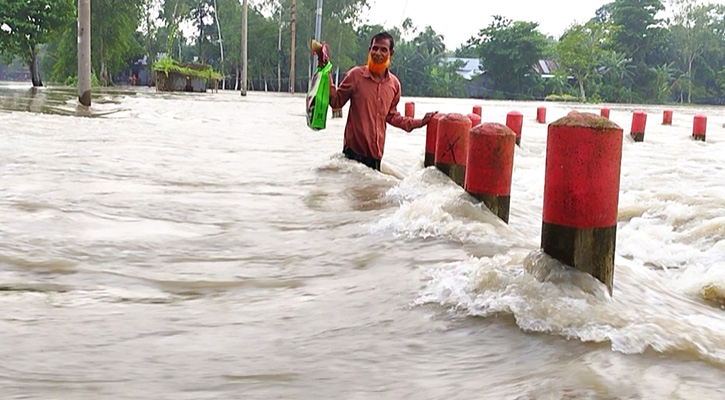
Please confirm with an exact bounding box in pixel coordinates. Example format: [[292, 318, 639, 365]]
[[314, 0, 323, 41], [313, 0, 323, 68], [198, 2, 204, 63], [77, 0, 91, 107], [241, 0, 248, 96], [289, 0, 296, 93], [213, 0, 225, 90], [277, 8, 282, 92]]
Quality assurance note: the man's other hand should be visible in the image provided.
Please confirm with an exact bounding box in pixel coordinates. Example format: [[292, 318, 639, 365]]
[[421, 111, 438, 125], [318, 42, 330, 67]]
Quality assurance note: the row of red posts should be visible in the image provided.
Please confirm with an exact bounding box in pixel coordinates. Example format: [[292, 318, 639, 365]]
[[627, 109, 707, 142], [407, 100, 713, 295], [407, 101, 709, 144]]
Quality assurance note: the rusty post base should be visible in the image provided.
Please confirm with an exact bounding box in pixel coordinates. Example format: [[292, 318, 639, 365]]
[[472, 193, 511, 223], [435, 162, 466, 187], [541, 223, 616, 294]]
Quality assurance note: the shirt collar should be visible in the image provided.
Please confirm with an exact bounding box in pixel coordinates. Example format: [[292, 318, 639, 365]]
[[362, 66, 390, 82]]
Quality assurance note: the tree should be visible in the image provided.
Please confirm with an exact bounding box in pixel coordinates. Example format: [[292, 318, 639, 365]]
[[608, 0, 665, 100], [454, 37, 481, 58], [557, 22, 609, 102], [216, 0, 242, 88], [0, 0, 75, 86], [161, 0, 194, 58], [427, 60, 467, 98], [255, 0, 369, 92], [413, 26, 446, 58], [471, 16, 549, 98], [649, 62, 678, 103], [592, 2, 615, 24], [609, 0, 665, 63], [184, 0, 215, 64], [599, 50, 636, 101], [93, 0, 145, 85], [669, 1, 725, 102], [141, 0, 162, 85], [46, 0, 145, 86]]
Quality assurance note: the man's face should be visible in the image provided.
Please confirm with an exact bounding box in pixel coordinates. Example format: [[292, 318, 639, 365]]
[[369, 38, 393, 64]]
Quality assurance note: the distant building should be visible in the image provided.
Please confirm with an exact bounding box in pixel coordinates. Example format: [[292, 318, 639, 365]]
[[442, 56, 561, 98], [533, 59, 559, 79], [442, 57, 483, 80], [0, 60, 31, 82], [444, 57, 559, 81]]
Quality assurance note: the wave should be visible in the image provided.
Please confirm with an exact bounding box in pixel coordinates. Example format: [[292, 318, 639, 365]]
[[416, 251, 725, 366], [379, 165, 725, 365]]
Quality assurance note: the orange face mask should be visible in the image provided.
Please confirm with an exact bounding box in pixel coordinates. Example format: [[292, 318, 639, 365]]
[[367, 54, 390, 75]]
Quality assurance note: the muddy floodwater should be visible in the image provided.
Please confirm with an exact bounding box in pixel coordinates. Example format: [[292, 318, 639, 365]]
[[1, 82, 724, 399]]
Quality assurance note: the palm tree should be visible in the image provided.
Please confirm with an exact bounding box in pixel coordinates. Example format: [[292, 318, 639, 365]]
[[413, 26, 446, 58], [601, 51, 635, 83], [649, 62, 679, 103]]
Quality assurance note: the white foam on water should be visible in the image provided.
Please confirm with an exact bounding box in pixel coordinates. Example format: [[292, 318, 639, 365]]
[[373, 167, 522, 246], [375, 133, 725, 365], [415, 250, 725, 365]]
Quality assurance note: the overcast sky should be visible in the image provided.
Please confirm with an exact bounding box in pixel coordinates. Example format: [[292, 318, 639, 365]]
[[362, 0, 725, 49]]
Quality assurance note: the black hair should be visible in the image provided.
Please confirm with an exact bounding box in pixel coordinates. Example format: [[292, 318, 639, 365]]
[[370, 32, 395, 52]]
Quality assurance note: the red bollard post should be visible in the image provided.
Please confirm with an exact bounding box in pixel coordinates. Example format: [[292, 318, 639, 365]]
[[693, 114, 707, 142], [506, 111, 524, 146], [405, 102, 415, 118], [473, 105, 482, 117], [468, 113, 482, 127], [537, 106, 547, 124], [435, 113, 471, 187], [663, 110, 673, 125], [601, 107, 610, 118], [425, 113, 445, 167], [465, 123, 516, 223], [542, 112, 623, 294], [630, 111, 647, 142]]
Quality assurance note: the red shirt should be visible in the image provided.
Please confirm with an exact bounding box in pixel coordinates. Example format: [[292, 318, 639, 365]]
[[329, 66, 423, 160]]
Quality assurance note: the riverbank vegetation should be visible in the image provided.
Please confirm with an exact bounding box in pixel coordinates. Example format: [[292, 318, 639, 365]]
[[1, 0, 724, 104]]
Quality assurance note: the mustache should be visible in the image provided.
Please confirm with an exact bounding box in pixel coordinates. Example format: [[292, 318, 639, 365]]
[[367, 54, 390, 67], [367, 54, 390, 74]]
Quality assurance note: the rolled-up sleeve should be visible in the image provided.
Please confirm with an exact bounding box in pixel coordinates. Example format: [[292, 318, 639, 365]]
[[385, 86, 423, 132]]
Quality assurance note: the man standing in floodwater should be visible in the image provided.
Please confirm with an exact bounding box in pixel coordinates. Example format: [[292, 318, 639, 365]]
[[321, 32, 437, 171]]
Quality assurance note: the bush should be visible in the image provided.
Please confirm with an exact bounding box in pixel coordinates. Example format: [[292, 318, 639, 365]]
[[152, 57, 222, 81], [63, 73, 102, 87], [545, 93, 579, 102]]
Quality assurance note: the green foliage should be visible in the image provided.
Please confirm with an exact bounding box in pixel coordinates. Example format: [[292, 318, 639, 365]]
[[7, 0, 725, 103], [669, 1, 725, 103], [609, 0, 665, 62], [470, 16, 550, 98], [0, 0, 75, 85], [152, 57, 223, 81], [557, 21, 610, 102], [63, 73, 102, 87], [716, 67, 725, 94], [385, 24, 467, 98], [545, 94, 579, 102], [0, 0, 75, 63], [649, 62, 679, 103], [545, 74, 574, 96], [44, 0, 145, 86]]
